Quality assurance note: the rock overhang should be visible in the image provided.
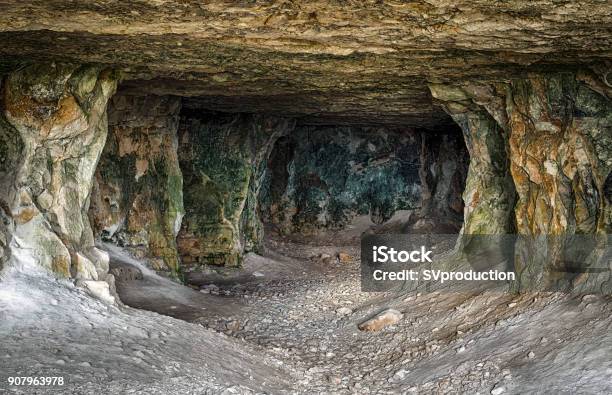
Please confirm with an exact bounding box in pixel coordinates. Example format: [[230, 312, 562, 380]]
[[0, 0, 610, 127]]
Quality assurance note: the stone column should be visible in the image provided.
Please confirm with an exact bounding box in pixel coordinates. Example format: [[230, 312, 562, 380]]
[[429, 84, 516, 236], [504, 73, 611, 291], [177, 113, 293, 267], [89, 94, 184, 275], [1, 63, 117, 281], [430, 70, 611, 292]]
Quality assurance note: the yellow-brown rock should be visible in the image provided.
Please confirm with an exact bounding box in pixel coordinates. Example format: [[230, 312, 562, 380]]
[[0, 63, 117, 279]]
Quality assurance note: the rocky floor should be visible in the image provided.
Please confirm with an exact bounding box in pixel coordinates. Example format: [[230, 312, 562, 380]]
[[188, 237, 612, 394], [1, 237, 611, 394]]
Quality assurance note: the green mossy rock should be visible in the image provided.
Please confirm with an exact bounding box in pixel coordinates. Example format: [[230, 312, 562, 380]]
[[261, 126, 423, 234], [177, 111, 293, 267]]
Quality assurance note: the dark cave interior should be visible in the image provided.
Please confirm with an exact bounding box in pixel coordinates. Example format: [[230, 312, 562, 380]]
[[86, 88, 469, 282]]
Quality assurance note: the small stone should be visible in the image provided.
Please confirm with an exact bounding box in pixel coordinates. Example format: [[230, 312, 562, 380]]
[[226, 320, 241, 332], [358, 309, 403, 332], [82, 280, 115, 305], [456, 345, 466, 354], [327, 375, 342, 385], [393, 368, 410, 381], [318, 253, 333, 264], [491, 385, 506, 395], [528, 351, 535, 359], [336, 307, 353, 316], [337, 252, 352, 263], [201, 284, 219, 293], [252, 271, 265, 277]]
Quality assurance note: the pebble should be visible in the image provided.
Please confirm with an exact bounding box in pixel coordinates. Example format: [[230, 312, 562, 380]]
[[336, 307, 353, 316], [358, 309, 403, 332], [392, 368, 410, 381], [491, 385, 506, 395]]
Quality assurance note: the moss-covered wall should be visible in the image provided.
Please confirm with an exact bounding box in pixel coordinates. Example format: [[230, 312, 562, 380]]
[[89, 94, 184, 274], [261, 126, 426, 234], [177, 111, 293, 267]]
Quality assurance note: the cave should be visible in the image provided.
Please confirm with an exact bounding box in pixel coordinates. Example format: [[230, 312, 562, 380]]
[[0, 2, 611, 394], [87, 92, 470, 290]]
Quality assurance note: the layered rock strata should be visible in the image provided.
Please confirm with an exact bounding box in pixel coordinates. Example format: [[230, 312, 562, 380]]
[[89, 94, 184, 274], [0, 63, 117, 281], [177, 112, 294, 267], [1, 1, 610, 126]]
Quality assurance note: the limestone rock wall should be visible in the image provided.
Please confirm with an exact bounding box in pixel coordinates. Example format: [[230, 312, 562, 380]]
[[0, 82, 22, 272], [0, 63, 117, 280], [261, 126, 460, 234], [430, 70, 612, 291], [507, 74, 611, 236], [89, 94, 184, 274], [409, 131, 468, 233], [429, 85, 517, 236], [177, 112, 294, 267]]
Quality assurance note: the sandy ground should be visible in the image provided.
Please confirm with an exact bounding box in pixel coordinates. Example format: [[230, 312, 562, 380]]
[[1, 228, 611, 394]]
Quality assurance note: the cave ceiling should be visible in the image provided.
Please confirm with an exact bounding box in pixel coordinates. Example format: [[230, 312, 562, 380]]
[[0, 0, 610, 126]]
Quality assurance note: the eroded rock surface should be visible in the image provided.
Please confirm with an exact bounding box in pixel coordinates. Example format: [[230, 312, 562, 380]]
[[409, 131, 468, 233], [262, 126, 468, 235], [89, 94, 184, 274], [430, 71, 612, 291], [262, 126, 422, 234], [177, 112, 294, 267], [1, 63, 117, 280]]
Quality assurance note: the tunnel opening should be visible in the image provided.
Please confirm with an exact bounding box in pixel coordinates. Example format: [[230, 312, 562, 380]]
[[86, 88, 469, 292], [260, 124, 468, 246]]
